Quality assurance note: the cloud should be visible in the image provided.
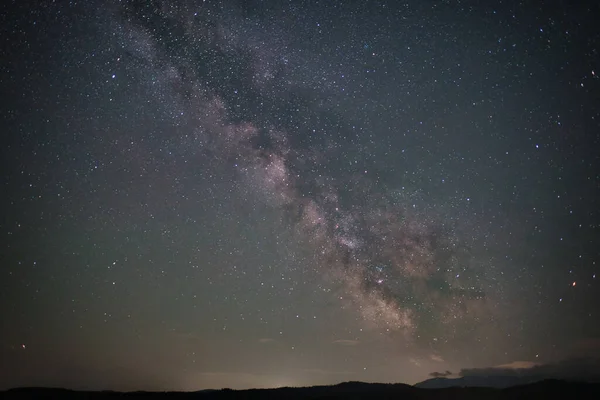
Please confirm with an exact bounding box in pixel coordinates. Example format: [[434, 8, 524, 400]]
[[494, 361, 540, 369], [459, 357, 600, 381], [332, 339, 360, 346], [430, 354, 444, 363], [429, 370, 453, 378]]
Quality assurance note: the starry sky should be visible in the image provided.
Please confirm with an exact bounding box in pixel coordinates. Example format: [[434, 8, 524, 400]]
[[1, 0, 599, 392]]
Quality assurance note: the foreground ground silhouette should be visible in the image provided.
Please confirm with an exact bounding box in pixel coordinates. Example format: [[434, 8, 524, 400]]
[[3, 380, 600, 399]]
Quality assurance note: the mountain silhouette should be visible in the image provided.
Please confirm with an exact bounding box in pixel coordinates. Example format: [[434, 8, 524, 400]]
[[3, 380, 600, 399]]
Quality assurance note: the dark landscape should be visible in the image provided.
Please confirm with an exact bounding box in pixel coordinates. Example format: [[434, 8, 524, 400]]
[[4, 380, 600, 400]]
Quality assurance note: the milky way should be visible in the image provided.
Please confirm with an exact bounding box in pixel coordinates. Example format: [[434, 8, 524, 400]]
[[114, 0, 490, 341], [2, 0, 599, 391]]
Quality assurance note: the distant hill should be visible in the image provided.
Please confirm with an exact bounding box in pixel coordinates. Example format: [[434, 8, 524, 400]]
[[414, 375, 542, 389], [3, 380, 600, 399]]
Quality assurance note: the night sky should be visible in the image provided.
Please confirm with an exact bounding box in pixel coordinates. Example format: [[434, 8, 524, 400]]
[[1, 0, 600, 392]]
